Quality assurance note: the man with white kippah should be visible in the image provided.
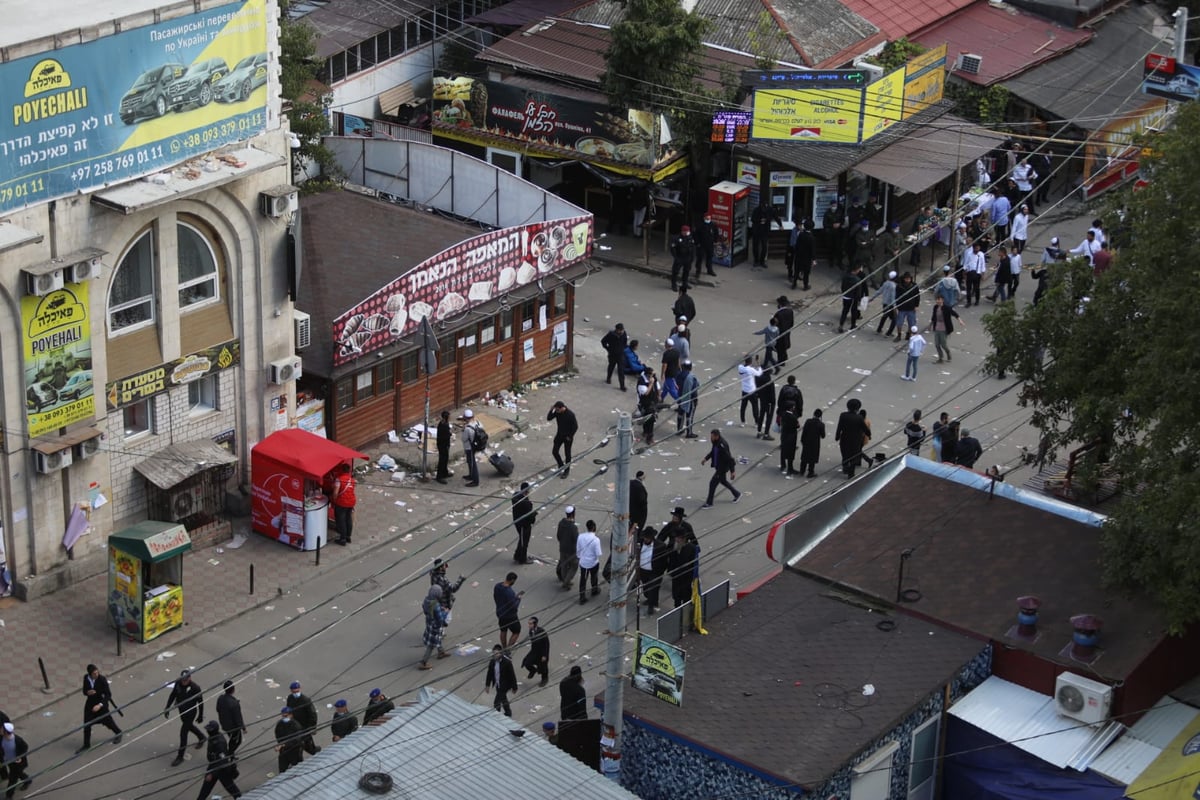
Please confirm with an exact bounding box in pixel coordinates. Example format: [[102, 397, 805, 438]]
[[1, 722, 31, 798], [556, 506, 579, 590], [871, 270, 898, 336]]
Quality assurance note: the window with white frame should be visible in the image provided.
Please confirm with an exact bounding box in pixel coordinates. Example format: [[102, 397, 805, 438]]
[[177, 222, 219, 308], [123, 398, 154, 438], [109, 231, 156, 333], [187, 375, 218, 415]]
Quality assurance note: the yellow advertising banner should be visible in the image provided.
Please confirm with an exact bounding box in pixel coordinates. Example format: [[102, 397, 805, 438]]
[[1124, 711, 1200, 800], [751, 87, 864, 143], [22, 283, 95, 436], [904, 44, 948, 118], [862, 68, 905, 141]]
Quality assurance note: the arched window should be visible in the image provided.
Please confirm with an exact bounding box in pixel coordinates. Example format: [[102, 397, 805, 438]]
[[108, 230, 156, 333], [177, 221, 219, 308]]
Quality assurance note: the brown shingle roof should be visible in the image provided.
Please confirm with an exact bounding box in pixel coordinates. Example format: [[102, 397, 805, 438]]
[[796, 467, 1165, 681], [621, 571, 984, 787]]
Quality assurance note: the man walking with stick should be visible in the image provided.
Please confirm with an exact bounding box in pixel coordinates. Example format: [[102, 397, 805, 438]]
[[78, 663, 122, 753]]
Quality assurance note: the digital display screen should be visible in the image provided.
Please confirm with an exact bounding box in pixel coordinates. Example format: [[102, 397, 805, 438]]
[[711, 110, 751, 143]]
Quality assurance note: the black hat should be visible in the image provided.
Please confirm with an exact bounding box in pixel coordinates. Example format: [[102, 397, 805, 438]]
[[641, 528, 655, 540], [205, 720, 220, 732], [179, 669, 192, 679], [223, 680, 234, 691], [433, 558, 446, 569], [569, 665, 583, 676], [671, 506, 687, 518]]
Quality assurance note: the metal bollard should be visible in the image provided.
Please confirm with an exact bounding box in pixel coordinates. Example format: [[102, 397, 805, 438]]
[[38, 656, 52, 694], [116, 625, 122, 657], [249, 563, 255, 595], [315, 537, 321, 566]]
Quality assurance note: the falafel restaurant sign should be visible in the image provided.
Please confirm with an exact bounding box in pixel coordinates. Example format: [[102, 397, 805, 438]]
[[332, 216, 593, 367], [105, 340, 242, 411], [22, 285, 95, 437], [0, 0, 268, 215]]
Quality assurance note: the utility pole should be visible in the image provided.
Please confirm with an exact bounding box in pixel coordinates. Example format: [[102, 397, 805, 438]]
[[1174, 7, 1189, 63], [601, 412, 632, 783]]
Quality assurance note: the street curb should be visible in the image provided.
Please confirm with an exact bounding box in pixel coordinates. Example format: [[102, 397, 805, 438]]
[[591, 256, 718, 288]]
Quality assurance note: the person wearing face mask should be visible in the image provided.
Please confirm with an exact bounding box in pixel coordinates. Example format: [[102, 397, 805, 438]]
[[694, 212, 719, 279], [273, 707, 304, 774], [286, 682, 321, 755]]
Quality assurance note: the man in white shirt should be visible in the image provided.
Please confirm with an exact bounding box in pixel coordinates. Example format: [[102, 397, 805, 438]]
[[1012, 160, 1038, 212], [1008, 247, 1023, 295], [737, 355, 763, 428], [1088, 218, 1106, 245], [576, 520, 603, 604], [963, 242, 988, 307], [1010, 204, 1029, 254], [1070, 230, 1101, 266]]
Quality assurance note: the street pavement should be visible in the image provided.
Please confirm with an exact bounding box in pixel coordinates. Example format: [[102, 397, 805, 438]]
[[0, 194, 1097, 799]]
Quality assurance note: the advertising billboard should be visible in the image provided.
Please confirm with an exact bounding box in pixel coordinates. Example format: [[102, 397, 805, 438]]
[[750, 86, 864, 143], [903, 44, 948, 118], [1141, 53, 1200, 102], [22, 284, 95, 437], [432, 75, 662, 168], [631, 633, 686, 707], [332, 215, 594, 368], [0, 0, 269, 215], [1081, 101, 1168, 200], [862, 68, 905, 141], [105, 340, 241, 410]]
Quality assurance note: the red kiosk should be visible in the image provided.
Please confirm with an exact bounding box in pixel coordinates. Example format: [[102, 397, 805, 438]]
[[251, 429, 368, 550]]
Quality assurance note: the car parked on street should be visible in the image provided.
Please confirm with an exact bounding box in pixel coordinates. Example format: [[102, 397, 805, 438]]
[[119, 62, 186, 124], [168, 57, 230, 111], [215, 53, 269, 103]]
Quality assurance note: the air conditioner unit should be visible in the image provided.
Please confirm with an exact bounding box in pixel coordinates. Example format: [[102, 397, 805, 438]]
[[956, 53, 983, 75], [260, 186, 299, 219], [169, 486, 202, 521], [24, 268, 65, 296], [1055, 672, 1112, 724], [293, 310, 312, 350], [74, 436, 102, 460], [34, 448, 73, 474], [69, 257, 103, 283], [854, 60, 884, 82], [269, 355, 303, 384]]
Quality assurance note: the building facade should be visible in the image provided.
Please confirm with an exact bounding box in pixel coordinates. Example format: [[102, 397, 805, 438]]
[[0, 0, 296, 599]]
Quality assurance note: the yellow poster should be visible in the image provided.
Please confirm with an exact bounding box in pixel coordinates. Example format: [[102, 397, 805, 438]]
[[144, 586, 184, 641], [904, 44, 948, 118], [22, 283, 94, 437], [1124, 712, 1200, 799], [862, 68, 905, 141], [751, 87, 863, 143]]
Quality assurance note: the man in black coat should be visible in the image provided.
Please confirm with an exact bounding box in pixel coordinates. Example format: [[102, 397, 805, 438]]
[[790, 221, 816, 290], [363, 688, 394, 726], [693, 213, 719, 278], [484, 645, 519, 717], [666, 530, 699, 608], [521, 617, 551, 687], [834, 399, 868, 478], [330, 699, 359, 742], [435, 410, 452, 483], [956, 429, 984, 469], [672, 288, 696, 327], [1, 723, 30, 799], [670, 227, 696, 291], [273, 707, 304, 774], [196, 720, 242, 800], [600, 323, 628, 390], [636, 527, 664, 613], [629, 471, 648, 531], [774, 296, 794, 374], [559, 665, 588, 720], [511, 482, 536, 564], [701, 430, 741, 507], [79, 663, 122, 752], [547, 401, 578, 477], [777, 375, 803, 417], [164, 669, 205, 766], [754, 371, 776, 442], [215, 680, 246, 760], [800, 409, 826, 478], [286, 681, 321, 755]]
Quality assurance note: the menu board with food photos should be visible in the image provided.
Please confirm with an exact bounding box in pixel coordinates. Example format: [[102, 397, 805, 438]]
[[331, 215, 593, 367]]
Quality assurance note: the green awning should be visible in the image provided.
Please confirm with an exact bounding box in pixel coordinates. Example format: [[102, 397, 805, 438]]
[[109, 521, 191, 563]]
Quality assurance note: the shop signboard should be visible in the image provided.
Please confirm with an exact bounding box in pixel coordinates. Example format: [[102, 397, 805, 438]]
[[862, 68, 905, 141], [432, 75, 662, 168], [22, 284, 94, 437], [332, 215, 594, 367], [105, 340, 241, 410], [631, 632, 686, 707], [1142, 53, 1200, 102], [1082, 101, 1169, 200], [903, 44, 948, 118], [750, 86, 864, 143], [0, 0, 269, 215]]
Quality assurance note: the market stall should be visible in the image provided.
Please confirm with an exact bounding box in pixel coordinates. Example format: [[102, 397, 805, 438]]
[[107, 521, 191, 643], [250, 429, 368, 551]]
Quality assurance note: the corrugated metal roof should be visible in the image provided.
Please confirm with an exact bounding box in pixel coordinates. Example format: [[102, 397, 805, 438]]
[[1090, 696, 1199, 785], [913, 2, 1092, 87], [303, 0, 415, 58], [241, 688, 640, 799], [949, 675, 1124, 770], [133, 439, 237, 490], [468, 0, 589, 27], [1003, 4, 1167, 130], [855, 114, 1008, 194]]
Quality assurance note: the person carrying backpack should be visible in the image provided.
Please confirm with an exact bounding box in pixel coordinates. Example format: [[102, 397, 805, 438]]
[[461, 410, 485, 487]]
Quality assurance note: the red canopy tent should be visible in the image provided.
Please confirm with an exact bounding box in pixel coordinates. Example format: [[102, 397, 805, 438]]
[[251, 429, 368, 550]]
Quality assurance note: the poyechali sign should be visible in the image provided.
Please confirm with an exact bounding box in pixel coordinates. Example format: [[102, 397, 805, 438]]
[[0, 0, 268, 214], [22, 284, 95, 436], [631, 632, 686, 707], [106, 340, 241, 410]]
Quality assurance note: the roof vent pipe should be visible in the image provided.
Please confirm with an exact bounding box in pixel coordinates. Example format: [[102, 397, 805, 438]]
[[1070, 614, 1103, 662], [1015, 595, 1041, 639]]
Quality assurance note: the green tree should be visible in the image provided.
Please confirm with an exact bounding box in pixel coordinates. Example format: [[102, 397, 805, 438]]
[[945, 83, 1010, 126], [602, 0, 721, 147], [982, 101, 1200, 632], [748, 11, 786, 71], [870, 38, 926, 73], [279, 2, 337, 189]]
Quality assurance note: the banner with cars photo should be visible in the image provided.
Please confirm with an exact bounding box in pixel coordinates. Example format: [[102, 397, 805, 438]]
[[632, 633, 686, 707], [22, 284, 95, 437], [331, 215, 593, 367], [0, 0, 269, 215]]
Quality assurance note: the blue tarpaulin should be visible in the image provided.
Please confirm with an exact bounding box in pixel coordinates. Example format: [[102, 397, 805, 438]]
[[943, 716, 1126, 800]]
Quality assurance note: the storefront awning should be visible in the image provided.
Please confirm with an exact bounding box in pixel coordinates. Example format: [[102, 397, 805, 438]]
[[854, 116, 1006, 195], [133, 439, 237, 491], [109, 521, 191, 563], [252, 429, 368, 478], [379, 81, 424, 116]]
